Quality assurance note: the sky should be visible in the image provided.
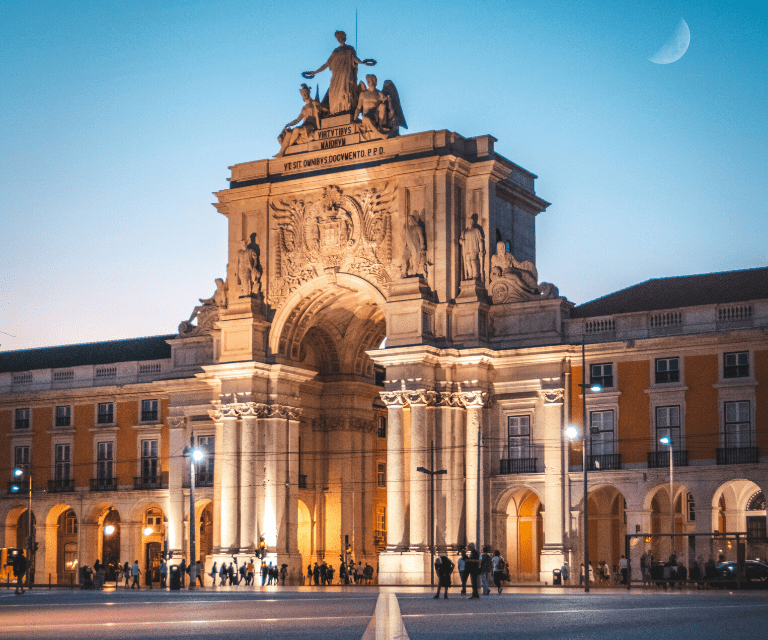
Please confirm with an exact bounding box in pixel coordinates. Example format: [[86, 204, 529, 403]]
[[1, 0, 766, 352]]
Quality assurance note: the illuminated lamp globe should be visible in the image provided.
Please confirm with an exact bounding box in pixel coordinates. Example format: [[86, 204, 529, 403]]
[[143, 527, 154, 536], [191, 448, 205, 462], [659, 436, 672, 446], [565, 426, 579, 440], [104, 525, 116, 536]]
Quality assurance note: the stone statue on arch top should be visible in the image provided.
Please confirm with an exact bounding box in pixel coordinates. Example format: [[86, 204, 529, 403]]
[[302, 30, 376, 114], [460, 213, 485, 282], [275, 83, 322, 157], [178, 277, 227, 337], [353, 74, 407, 140], [237, 232, 263, 298]]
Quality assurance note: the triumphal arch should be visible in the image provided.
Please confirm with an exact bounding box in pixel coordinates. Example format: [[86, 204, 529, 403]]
[[171, 33, 568, 584]]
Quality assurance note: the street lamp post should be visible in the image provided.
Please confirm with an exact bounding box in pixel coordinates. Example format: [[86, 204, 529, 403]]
[[416, 440, 447, 587], [660, 435, 675, 553], [12, 468, 33, 589], [183, 436, 205, 591]]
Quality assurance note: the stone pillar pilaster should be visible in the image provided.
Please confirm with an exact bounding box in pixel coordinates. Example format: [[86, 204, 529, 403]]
[[209, 402, 239, 553], [286, 410, 301, 555], [458, 390, 487, 546], [263, 415, 279, 552], [380, 391, 407, 550], [539, 388, 566, 580], [406, 391, 430, 551], [167, 416, 186, 557], [239, 407, 260, 553]]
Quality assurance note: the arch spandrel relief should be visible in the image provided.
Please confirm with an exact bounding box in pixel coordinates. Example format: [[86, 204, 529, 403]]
[[269, 182, 398, 310]]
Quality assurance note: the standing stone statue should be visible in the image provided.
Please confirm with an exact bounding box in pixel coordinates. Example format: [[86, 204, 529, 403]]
[[403, 214, 427, 277], [237, 233, 263, 297], [303, 30, 376, 114], [460, 213, 485, 281]]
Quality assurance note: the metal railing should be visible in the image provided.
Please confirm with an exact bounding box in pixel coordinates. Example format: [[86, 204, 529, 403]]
[[133, 473, 168, 490], [647, 450, 688, 468], [182, 470, 214, 488], [589, 453, 621, 471], [90, 477, 118, 491], [499, 458, 538, 474], [716, 447, 759, 465], [48, 478, 76, 493]]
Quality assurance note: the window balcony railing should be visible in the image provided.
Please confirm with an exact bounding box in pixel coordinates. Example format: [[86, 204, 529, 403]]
[[55, 417, 71, 427], [716, 447, 759, 465], [588, 453, 621, 471], [90, 477, 118, 491], [499, 458, 538, 474], [48, 478, 76, 493], [182, 470, 214, 488], [298, 474, 307, 489], [647, 450, 688, 468], [133, 473, 168, 490], [141, 411, 158, 422]]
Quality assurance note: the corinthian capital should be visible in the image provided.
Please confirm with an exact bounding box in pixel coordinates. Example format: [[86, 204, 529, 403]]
[[208, 400, 240, 421], [379, 391, 407, 407], [456, 390, 488, 409], [237, 402, 270, 417], [403, 389, 438, 406]]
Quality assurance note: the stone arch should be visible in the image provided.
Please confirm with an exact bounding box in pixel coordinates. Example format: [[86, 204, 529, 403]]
[[45, 503, 76, 585], [644, 480, 695, 560], [585, 484, 627, 574], [194, 499, 214, 563], [297, 498, 312, 572], [129, 501, 166, 584], [712, 479, 766, 534], [499, 487, 543, 582], [2, 504, 28, 549]]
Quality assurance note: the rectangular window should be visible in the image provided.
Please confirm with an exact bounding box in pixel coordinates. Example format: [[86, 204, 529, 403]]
[[656, 405, 681, 450], [590, 363, 613, 388], [14, 408, 30, 429], [377, 462, 386, 487], [687, 492, 695, 522], [55, 444, 71, 482], [655, 358, 680, 384], [590, 410, 615, 456], [197, 435, 214, 478], [376, 506, 386, 533], [141, 399, 158, 422], [65, 512, 78, 534], [14, 446, 30, 475], [724, 401, 751, 448], [97, 403, 114, 424], [507, 415, 531, 460], [141, 439, 158, 480], [55, 405, 71, 427], [724, 352, 749, 378], [97, 441, 114, 480], [378, 416, 386, 439]]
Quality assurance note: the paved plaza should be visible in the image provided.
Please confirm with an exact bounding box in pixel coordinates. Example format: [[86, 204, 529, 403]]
[[1, 585, 766, 639]]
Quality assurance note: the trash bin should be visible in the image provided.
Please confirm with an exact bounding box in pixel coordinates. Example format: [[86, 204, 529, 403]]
[[552, 568, 562, 585], [169, 565, 181, 590]]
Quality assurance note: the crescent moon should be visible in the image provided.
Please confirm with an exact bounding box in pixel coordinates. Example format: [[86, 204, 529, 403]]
[[649, 18, 690, 64]]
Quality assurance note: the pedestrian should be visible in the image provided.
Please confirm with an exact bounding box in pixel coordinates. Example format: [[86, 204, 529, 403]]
[[280, 564, 288, 585], [327, 564, 335, 584], [196, 560, 204, 586], [210, 561, 218, 584], [307, 564, 313, 585], [619, 555, 628, 585], [602, 560, 611, 585], [179, 558, 187, 588], [246, 559, 255, 585], [466, 542, 480, 599], [12, 551, 28, 594], [561, 562, 570, 584], [159, 558, 168, 588], [228, 562, 235, 585], [588, 561, 594, 585], [320, 561, 327, 585], [491, 550, 506, 595], [239, 562, 247, 585], [640, 552, 650, 584], [433, 554, 454, 599], [262, 561, 270, 586], [313, 562, 320, 586], [219, 561, 228, 586], [130, 560, 141, 589], [479, 547, 492, 595], [579, 563, 585, 585], [458, 550, 468, 594]]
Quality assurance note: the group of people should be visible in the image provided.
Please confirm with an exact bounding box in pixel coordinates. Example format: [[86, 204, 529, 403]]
[[306, 561, 375, 585], [640, 552, 722, 589], [434, 544, 509, 599], [210, 559, 287, 587]]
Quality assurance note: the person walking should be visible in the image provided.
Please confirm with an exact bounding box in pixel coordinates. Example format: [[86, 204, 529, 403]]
[[312, 562, 320, 586], [433, 555, 454, 599], [466, 542, 480, 599], [210, 561, 218, 584], [458, 551, 468, 594], [619, 555, 628, 585], [159, 559, 167, 588], [130, 560, 141, 589], [228, 562, 236, 586], [238, 562, 247, 585], [306, 564, 313, 585], [179, 559, 187, 588], [491, 550, 506, 595], [12, 552, 27, 594], [123, 561, 131, 588], [246, 559, 255, 586], [219, 562, 227, 586], [479, 547, 493, 595], [196, 561, 204, 586]]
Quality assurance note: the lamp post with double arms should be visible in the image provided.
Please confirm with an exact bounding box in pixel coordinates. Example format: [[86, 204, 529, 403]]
[[183, 436, 205, 591], [416, 441, 446, 587]]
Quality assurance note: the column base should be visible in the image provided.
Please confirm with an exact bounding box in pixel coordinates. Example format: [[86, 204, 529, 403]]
[[539, 545, 566, 584], [378, 551, 432, 585]]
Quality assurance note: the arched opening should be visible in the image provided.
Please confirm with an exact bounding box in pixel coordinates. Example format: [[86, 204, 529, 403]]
[[142, 506, 165, 584], [100, 507, 121, 581], [56, 509, 78, 585], [712, 479, 767, 562], [504, 488, 543, 581], [648, 482, 691, 558], [297, 499, 312, 571], [587, 485, 626, 576], [198, 502, 214, 564], [15, 509, 36, 551]]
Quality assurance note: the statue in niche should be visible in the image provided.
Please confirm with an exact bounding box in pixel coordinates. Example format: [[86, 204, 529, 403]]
[[276, 84, 322, 157], [353, 75, 407, 140], [489, 241, 559, 303], [460, 213, 485, 281], [178, 278, 227, 336], [302, 30, 376, 114], [403, 213, 427, 277], [237, 233, 263, 297]]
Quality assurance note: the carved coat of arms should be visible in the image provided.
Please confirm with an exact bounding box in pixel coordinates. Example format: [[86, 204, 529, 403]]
[[270, 184, 398, 308]]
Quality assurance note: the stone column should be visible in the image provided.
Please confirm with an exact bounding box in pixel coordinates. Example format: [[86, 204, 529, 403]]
[[539, 388, 566, 580], [239, 406, 260, 553], [459, 390, 487, 546], [167, 416, 186, 557], [41, 523, 58, 584], [625, 508, 649, 580], [286, 410, 301, 556], [380, 391, 407, 550], [263, 415, 279, 553], [406, 391, 430, 551], [209, 402, 240, 553]]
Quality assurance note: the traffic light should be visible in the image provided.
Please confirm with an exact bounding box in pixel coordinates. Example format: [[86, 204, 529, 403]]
[[259, 536, 266, 559]]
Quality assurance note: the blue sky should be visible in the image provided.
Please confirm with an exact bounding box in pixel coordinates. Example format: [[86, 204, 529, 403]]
[[1, 0, 766, 350]]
